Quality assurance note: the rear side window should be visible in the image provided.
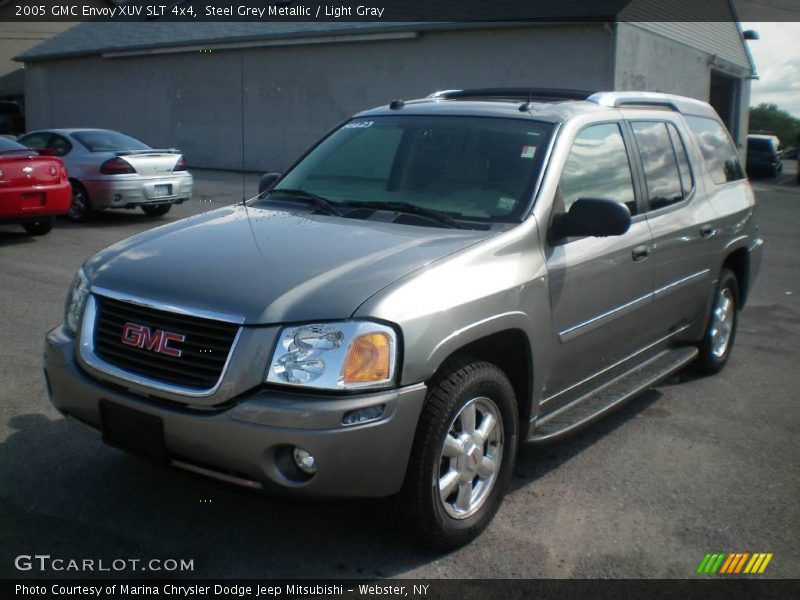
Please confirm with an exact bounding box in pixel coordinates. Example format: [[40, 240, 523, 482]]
[[684, 116, 745, 185], [559, 123, 637, 216], [19, 133, 51, 150], [631, 121, 684, 210]]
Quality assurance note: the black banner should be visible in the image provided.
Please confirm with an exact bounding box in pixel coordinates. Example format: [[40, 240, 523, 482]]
[[1, 0, 798, 23], [4, 579, 800, 600]]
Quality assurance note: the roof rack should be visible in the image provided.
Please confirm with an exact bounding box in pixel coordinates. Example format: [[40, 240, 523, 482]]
[[586, 91, 716, 118], [427, 88, 595, 102]]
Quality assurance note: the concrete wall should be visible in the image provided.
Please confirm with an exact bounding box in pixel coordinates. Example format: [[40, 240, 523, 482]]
[[24, 25, 613, 171]]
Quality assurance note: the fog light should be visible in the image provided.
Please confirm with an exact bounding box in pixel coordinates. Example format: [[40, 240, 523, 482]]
[[342, 404, 385, 426], [292, 447, 317, 475], [112, 194, 123, 202]]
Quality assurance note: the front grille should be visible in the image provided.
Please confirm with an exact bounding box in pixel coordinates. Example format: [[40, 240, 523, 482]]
[[93, 296, 239, 390]]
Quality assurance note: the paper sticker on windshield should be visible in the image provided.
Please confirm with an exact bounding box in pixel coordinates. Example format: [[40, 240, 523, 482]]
[[521, 145, 537, 159], [344, 121, 373, 129], [497, 197, 516, 211]]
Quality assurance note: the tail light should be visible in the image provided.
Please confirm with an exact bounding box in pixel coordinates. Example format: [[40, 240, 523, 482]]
[[100, 157, 135, 175], [173, 157, 187, 172]]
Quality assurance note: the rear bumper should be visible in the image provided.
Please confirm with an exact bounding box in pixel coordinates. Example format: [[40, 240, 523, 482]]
[[0, 181, 71, 221], [81, 172, 193, 209], [44, 326, 427, 497]]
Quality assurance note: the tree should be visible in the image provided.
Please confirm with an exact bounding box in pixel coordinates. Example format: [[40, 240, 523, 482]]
[[749, 103, 800, 149]]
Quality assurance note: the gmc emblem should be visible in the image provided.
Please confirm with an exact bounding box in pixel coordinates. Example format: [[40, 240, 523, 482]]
[[120, 322, 185, 357]]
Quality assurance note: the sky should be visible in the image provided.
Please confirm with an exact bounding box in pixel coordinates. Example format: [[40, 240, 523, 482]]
[[741, 22, 800, 118]]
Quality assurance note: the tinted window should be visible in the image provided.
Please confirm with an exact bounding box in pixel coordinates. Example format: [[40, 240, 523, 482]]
[[274, 116, 554, 223], [684, 116, 745, 185], [50, 135, 72, 157], [559, 123, 637, 216], [667, 124, 694, 197], [747, 138, 775, 153], [19, 133, 51, 150], [632, 121, 684, 210], [72, 130, 150, 153]]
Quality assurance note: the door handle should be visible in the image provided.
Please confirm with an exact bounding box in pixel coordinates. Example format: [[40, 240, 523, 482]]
[[632, 245, 650, 262], [700, 224, 717, 239]]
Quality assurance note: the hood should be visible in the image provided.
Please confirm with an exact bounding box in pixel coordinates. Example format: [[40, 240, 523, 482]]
[[84, 205, 494, 324]]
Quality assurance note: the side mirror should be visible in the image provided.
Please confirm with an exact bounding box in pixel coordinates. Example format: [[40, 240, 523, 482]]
[[552, 198, 631, 239], [258, 172, 281, 196]]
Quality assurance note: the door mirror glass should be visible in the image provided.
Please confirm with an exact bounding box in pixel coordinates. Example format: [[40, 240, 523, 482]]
[[552, 198, 631, 239]]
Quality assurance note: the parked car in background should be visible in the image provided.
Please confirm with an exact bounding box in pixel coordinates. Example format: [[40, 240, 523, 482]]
[[0, 137, 70, 235], [746, 134, 782, 178], [18, 129, 192, 221], [45, 90, 761, 549], [0, 100, 25, 136]]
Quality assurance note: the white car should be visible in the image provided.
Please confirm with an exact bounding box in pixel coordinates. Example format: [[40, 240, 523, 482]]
[[19, 128, 193, 221]]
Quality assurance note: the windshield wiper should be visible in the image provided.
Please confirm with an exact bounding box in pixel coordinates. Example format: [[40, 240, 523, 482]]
[[268, 188, 342, 216], [343, 201, 466, 229]]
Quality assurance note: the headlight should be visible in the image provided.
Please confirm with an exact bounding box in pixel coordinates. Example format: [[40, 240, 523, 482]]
[[64, 268, 91, 334], [266, 321, 398, 391]]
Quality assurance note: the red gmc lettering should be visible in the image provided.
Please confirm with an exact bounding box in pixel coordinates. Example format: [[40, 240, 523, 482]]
[[120, 322, 185, 357]]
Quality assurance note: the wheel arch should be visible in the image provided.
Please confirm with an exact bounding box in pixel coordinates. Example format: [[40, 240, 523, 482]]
[[425, 320, 536, 438], [721, 246, 750, 308]]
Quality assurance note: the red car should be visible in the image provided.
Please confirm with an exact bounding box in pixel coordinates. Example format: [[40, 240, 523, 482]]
[[0, 136, 70, 235]]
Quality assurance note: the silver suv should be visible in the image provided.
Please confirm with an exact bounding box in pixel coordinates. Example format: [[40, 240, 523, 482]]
[[44, 89, 762, 548]]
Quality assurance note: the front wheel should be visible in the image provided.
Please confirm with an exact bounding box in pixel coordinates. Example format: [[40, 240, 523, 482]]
[[694, 269, 739, 374], [401, 357, 518, 549], [141, 203, 172, 217]]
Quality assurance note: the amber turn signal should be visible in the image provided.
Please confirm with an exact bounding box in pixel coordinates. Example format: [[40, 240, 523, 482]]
[[343, 332, 392, 384]]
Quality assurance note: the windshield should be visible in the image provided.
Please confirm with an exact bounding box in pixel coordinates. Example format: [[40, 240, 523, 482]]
[[272, 115, 554, 223], [72, 130, 151, 153]]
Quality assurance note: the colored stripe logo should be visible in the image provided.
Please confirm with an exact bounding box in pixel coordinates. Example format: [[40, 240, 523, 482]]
[[696, 552, 773, 574]]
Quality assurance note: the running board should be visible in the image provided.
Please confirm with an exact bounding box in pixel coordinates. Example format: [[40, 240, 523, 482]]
[[529, 346, 699, 444]]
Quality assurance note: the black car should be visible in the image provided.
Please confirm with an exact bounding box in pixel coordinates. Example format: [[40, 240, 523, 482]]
[[746, 134, 782, 178]]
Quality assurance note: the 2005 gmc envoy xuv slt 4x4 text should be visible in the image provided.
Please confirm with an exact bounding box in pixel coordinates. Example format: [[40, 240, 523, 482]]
[[45, 89, 761, 548]]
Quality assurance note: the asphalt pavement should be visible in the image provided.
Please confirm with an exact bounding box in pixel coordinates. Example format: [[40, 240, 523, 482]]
[[1, 167, 798, 579]]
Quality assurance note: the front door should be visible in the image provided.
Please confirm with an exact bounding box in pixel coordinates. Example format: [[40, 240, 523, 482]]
[[543, 122, 655, 402]]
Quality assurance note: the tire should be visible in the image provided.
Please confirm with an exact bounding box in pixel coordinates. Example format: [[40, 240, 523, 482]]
[[400, 356, 518, 549], [141, 204, 171, 217], [22, 218, 53, 236], [67, 181, 93, 222], [694, 269, 739, 375]]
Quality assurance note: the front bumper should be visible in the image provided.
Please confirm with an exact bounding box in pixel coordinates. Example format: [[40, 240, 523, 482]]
[[81, 172, 193, 209], [44, 326, 426, 497]]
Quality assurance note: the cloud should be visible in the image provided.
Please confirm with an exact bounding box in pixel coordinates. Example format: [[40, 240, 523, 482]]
[[742, 22, 800, 117]]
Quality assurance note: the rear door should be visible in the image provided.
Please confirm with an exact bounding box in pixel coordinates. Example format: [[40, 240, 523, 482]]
[[626, 116, 719, 337], [543, 121, 655, 399]]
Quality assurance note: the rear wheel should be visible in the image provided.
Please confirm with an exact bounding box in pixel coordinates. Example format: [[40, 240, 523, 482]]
[[67, 181, 93, 222], [401, 357, 518, 549], [22, 218, 53, 236], [694, 269, 739, 374], [141, 204, 171, 217]]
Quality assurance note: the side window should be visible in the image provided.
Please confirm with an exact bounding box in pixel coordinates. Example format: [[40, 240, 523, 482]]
[[559, 123, 637, 216], [19, 133, 51, 150], [667, 123, 694, 196], [684, 115, 745, 185], [49, 135, 72, 157], [631, 121, 684, 210]]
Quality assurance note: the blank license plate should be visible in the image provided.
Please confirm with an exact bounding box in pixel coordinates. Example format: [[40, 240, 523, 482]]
[[100, 400, 167, 464], [152, 184, 172, 198]]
